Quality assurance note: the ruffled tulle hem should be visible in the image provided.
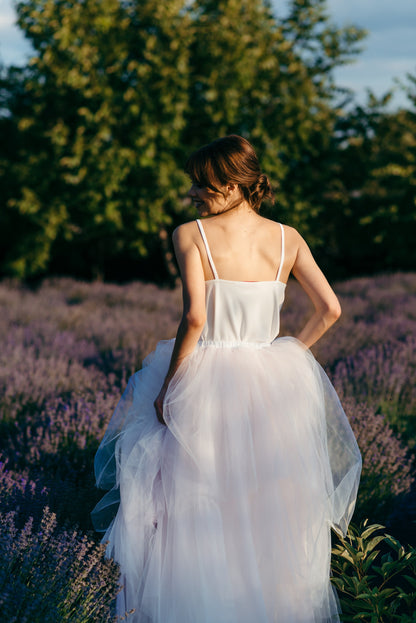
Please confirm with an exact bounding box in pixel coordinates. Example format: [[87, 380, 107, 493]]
[[93, 336, 361, 623]]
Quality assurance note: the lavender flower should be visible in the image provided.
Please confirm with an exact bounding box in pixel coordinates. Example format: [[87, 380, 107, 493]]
[[0, 507, 121, 622], [0, 272, 415, 615]]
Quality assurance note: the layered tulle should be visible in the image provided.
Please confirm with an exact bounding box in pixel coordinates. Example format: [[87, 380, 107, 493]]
[[92, 336, 361, 623]]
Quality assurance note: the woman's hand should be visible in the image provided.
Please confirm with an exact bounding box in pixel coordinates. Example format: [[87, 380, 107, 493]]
[[154, 383, 169, 426]]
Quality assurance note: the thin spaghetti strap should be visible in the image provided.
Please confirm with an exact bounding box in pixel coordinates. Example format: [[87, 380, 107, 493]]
[[275, 223, 285, 282], [196, 219, 219, 280]]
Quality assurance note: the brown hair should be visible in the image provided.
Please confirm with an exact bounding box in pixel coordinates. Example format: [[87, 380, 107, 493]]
[[185, 135, 274, 212]]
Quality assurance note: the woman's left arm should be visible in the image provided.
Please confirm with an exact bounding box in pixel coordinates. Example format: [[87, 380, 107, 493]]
[[154, 223, 207, 425]]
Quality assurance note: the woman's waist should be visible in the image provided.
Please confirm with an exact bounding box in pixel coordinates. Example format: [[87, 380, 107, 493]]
[[198, 338, 273, 349]]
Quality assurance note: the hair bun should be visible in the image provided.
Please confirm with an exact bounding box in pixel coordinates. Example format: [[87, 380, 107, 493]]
[[185, 135, 274, 213], [249, 174, 274, 211]]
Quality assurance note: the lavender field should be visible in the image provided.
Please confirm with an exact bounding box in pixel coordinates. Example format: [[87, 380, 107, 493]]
[[1, 273, 416, 621]]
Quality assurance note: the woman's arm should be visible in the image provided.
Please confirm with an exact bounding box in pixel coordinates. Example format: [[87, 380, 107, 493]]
[[291, 231, 341, 349], [154, 223, 206, 425]]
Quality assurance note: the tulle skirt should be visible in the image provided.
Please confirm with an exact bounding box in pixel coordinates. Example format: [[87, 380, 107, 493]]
[[92, 337, 361, 623]]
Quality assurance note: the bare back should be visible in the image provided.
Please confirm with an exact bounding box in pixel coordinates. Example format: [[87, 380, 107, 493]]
[[192, 214, 296, 284], [173, 209, 341, 350]]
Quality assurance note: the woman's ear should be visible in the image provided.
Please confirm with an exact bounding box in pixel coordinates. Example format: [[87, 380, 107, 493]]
[[226, 182, 238, 195]]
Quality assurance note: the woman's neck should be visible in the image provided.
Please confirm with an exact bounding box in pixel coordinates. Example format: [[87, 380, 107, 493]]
[[212, 200, 256, 220]]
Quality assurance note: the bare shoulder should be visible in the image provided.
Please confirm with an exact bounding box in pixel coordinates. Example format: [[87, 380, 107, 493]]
[[261, 218, 298, 239], [172, 221, 199, 249], [172, 220, 198, 238], [281, 223, 301, 240], [261, 219, 303, 255], [284, 225, 307, 250]]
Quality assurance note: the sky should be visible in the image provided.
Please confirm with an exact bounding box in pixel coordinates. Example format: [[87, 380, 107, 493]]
[[0, 0, 415, 109]]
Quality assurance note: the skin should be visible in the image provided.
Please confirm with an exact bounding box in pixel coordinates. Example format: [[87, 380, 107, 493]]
[[154, 182, 341, 425]]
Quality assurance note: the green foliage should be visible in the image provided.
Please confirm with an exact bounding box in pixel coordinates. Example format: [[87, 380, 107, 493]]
[[318, 84, 416, 277], [1, 0, 192, 279], [0, 0, 366, 280], [1, 0, 414, 282], [186, 0, 366, 241], [331, 521, 416, 622]]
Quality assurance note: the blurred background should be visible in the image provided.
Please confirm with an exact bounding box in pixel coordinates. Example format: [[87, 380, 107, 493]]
[[0, 0, 415, 284]]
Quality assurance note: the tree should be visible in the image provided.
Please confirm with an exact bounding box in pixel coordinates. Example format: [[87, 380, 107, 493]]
[[317, 79, 416, 276], [0, 0, 366, 281], [1, 0, 191, 280], [186, 0, 366, 243]]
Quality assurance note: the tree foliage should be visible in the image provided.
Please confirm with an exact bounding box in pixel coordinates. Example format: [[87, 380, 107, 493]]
[[331, 521, 416, 622], [185, 0, 365, 242], [1, 0, 192, 280], [317, 86, 416, 276], [2, 0, 414, 281]]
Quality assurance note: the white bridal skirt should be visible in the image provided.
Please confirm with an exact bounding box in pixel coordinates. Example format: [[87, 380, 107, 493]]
[[92, 336, 361, 623]]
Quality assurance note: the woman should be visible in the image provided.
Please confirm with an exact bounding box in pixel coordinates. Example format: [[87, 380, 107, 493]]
[[93, 135, 361, 623]]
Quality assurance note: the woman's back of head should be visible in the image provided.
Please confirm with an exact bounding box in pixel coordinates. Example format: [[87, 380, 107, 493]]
[[185, 135, 274, 212]]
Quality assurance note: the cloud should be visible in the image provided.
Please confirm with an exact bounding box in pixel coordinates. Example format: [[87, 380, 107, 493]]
[[0, 3, 32, 66], [0, 3, 15, 26]]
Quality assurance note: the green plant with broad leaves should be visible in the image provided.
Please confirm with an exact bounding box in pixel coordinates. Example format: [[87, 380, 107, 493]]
[[331, 521, 416, 622]]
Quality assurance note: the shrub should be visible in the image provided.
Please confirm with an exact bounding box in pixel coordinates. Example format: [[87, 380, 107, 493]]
[[0, 274, 415, 612], [343, 399, 414, 525], [0, 507, 120, 622], [332, 339, 416, 447], [331, 521, 416, 622], [0, 389, 121, 530], [0, 457, 49, 528], [309, 272, 416, 367]]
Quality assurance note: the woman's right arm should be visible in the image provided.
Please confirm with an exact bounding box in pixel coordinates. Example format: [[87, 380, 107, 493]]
[[290, 230, 341, 349]]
